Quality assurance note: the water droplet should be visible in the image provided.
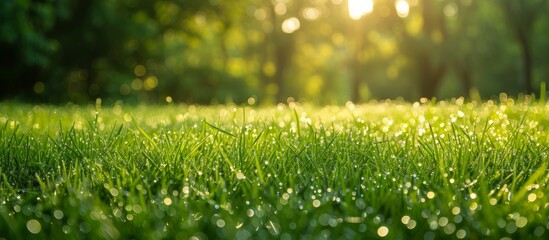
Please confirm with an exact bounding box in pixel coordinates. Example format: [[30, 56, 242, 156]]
[[451, 207, 460, 215], [247, 209, 254, 217], [377, 226, 389, 237], [444, 223, 456, 234], [236, 229, 251, 240], [516, 217, 528, 228], [62, 225, 71, 234], [470, 193, 477, 199], [438, 217, 449, 227], [216, 219, 225, 228], [401, 215, 410, 224], [424, 231, 435, 240], [528, 193, 537, 202], [27, 219, 41, 234], [407, 220, 417, 229], [505, 222, 517, 234], [312, 200, 321, 208], [54, 210, 64, 220], [534, 226, 545, 236], [110, 188, 119, 197], [456, 229, 466, 239]]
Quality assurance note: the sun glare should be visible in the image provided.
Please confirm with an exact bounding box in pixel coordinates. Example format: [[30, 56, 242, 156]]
[[282, 17, 301, 33], [395, 0, 410, 18], [348, 0, 374, 20]]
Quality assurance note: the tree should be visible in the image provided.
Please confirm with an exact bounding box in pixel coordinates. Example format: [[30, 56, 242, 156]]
[[0, 0, 68, 100], [498, 0, 547, 94], [368, 0, 448, 99]]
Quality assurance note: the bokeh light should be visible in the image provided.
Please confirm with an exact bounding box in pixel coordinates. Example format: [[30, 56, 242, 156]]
[[134, 65, 146, 77], [348, 0, 374, 20], [395, 0, 410, 18], [282, 17, 301, 33]]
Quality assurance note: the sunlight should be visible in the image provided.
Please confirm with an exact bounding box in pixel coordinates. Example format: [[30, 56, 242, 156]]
[[281, 17, 301, 33], [143, 76, 158, 90], [395, 0, 410, 18], [348, 0, 374, 20], [275, 2, 287, 15], [444, 3, 458, 17], [303, 7, 321, 21]]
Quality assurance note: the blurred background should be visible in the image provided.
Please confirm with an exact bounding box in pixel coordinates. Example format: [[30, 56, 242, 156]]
[[1, 0, 548, 105]]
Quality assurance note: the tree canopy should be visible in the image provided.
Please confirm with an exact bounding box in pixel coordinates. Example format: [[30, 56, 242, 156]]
[[1, 0, 548, 104]]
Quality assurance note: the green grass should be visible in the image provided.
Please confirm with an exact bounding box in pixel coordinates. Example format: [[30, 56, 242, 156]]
[[1, 98, 549, 239]]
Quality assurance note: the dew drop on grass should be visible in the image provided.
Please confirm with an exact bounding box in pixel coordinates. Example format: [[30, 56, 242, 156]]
[[470, 193, 477, 199], [133, 205, 143, 214], [373, 215, 382, 224], [528, 193, 537, 202], [312, 200, 321, 208], [62, 225, 71, 234], [407, 220, 417, 229], [237, 171, 246, 180], [358, 223, 367, 232], [451, 207, 460, 215], [438, 217, 449, 227], [247, 209, 254, 217], [497, 219, 507, 228], [110, 188, 119, 197], [113, 208, 122, 218], [534, 226, 545, 236], [377, 226, 389, 237], [456, 229, 467, 239], [444, 223, 456, 234], [401, 216, 410, 224], [236, 229, 251, 240], [516, 217, 528, 228], [424, 231, 435, 240], [454, 215, 463, 223], [216, 219, 225, 228], [505, 222, 517, 233], [469, 202, 478, 211], [54, 210, 64, 220], [27, 219, 41, 234]]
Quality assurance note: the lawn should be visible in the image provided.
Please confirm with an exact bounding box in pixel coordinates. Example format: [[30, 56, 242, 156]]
[[1, 98, 548, 239]]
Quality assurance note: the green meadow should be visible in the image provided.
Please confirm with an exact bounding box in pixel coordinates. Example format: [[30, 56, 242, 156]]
[[1, 98, 549, 239]]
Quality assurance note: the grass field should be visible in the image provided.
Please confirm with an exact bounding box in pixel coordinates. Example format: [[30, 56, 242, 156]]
[[1, 98, 549, 239]]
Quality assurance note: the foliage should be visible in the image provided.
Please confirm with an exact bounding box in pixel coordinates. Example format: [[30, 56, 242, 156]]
[[1, 99, 549, 238], [1, 0, 549, 103]]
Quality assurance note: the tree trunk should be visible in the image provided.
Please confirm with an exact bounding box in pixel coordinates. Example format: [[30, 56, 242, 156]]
[[455, 65, 472, 96], [500, 0, 539, 94], [418, 55, 446, 98], [267, 1, 293, 103], [517, 33, 533, 94], [350, 20, 364, 103], [351, 61, 361, 103], [274, 43, 292, 103], [419, 76, 438, 99]]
